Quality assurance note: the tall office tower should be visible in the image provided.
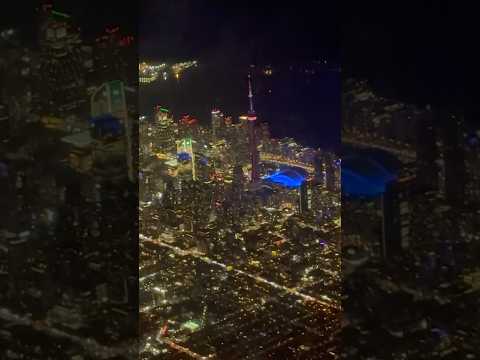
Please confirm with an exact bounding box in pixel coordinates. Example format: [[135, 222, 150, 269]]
[[439, 110, 466, 207], [162, 178, 176, 210], [299, 181, 309, 214], [178, 114, 199, 139], [91, 80, 135, 182], [211, 109, 224, 141], [1, 41, 36, 137], [310, 181, 323, 215], [192, 261, 211, 326], [38, 6, 92, 116], [231, 164, 245, 208], [381, 175, 415, 259], [416, 105, 439, 192], [193, 150, 212, 183], [7, 230, 31, 301], [246, 74, 260, 182], [333, 155, 341, 192], [238, 114, 249, 129], [325, 152, 336, 192], [179, 180, 211, 243], [234, 115, 250, 164], [176, 137, 196, 181], [0, 159, 12, 235], [313, 151, 325, 185], [154, 106, 175, 153], [93, 26, 134, 84], [259, 122, 271, 146], [0, 102, 9, 140], [465, 134, 480, 204]]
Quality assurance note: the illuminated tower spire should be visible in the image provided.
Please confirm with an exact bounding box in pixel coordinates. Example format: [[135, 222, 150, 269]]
[[247, 73, 259, 182], [248, 74, 255, 114]]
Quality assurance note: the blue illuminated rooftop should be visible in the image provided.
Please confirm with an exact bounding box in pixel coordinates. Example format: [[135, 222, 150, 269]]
[[342, 150, 399, 198], [177, 152, 192, 162], [263, 168, 306, 188], [89, 114, 123, 137]]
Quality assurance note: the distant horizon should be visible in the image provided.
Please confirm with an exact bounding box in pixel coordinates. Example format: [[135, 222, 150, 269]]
[[139, 57, 340, 67], [139, 63, 340, 151]]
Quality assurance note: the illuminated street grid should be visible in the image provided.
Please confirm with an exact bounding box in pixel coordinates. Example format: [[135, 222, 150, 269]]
[[140, 237, 340, 359], [139, 71, 341, 359]]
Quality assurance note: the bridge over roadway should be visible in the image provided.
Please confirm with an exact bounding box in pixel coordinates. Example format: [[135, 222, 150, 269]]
[[259, 152, 315, 174], [343, 135, 416, 162]]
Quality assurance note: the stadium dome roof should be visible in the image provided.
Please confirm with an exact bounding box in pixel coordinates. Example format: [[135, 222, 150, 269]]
[[263, 168, 306, 188], [342, 150, 399, 198]]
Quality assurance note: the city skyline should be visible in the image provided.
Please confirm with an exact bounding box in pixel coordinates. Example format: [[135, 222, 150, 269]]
[[1, 2, 478, 359], [139, 68, 342, 358], [139, 4, 341, 356]]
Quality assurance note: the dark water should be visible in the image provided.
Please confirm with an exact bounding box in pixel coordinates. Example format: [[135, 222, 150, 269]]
[[139, 63, 340, 150]]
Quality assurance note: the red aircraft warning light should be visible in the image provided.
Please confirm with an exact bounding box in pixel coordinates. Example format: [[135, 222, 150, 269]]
[[180, 115, 198, 126]]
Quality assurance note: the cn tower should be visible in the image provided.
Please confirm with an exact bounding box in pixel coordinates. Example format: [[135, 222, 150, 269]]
[[247, 74, 260, 182]]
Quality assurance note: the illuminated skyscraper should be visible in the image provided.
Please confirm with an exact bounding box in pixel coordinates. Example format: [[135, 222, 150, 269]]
[[247, 74, 260, 182], [1, 45, 35, 137], [299, 181, 309, 214], [313, 152, 325, 185], [154, 106, 175, 152], [259, 122, 271, 146], [162, 178, 176, 210], [465, 132, 480, 204], [38, 6, 92, 115], [176, 137, 196, 181], [439, 110, 466, 207], [90, 80, 135, 182], [325, 153, 336, 192], [231, 164, 245, 206], [93, 26, 134, 85], [178, 114, 199, 139], [0, 102, 9, 140], [416, 106, 439, 192], [211, 109, 224, 141], [381, 175, 415, 259]]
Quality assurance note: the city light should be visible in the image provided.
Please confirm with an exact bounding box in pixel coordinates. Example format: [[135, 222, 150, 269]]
[[140, 82, 341, 358], [139, 60, 198, 84]]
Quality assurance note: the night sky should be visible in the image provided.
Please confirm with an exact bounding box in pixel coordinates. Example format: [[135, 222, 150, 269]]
[[343, 3, 473, 121], [140, 0, 339, 64], [140, 1, 341, 150], [4, 2, 472, 127]]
